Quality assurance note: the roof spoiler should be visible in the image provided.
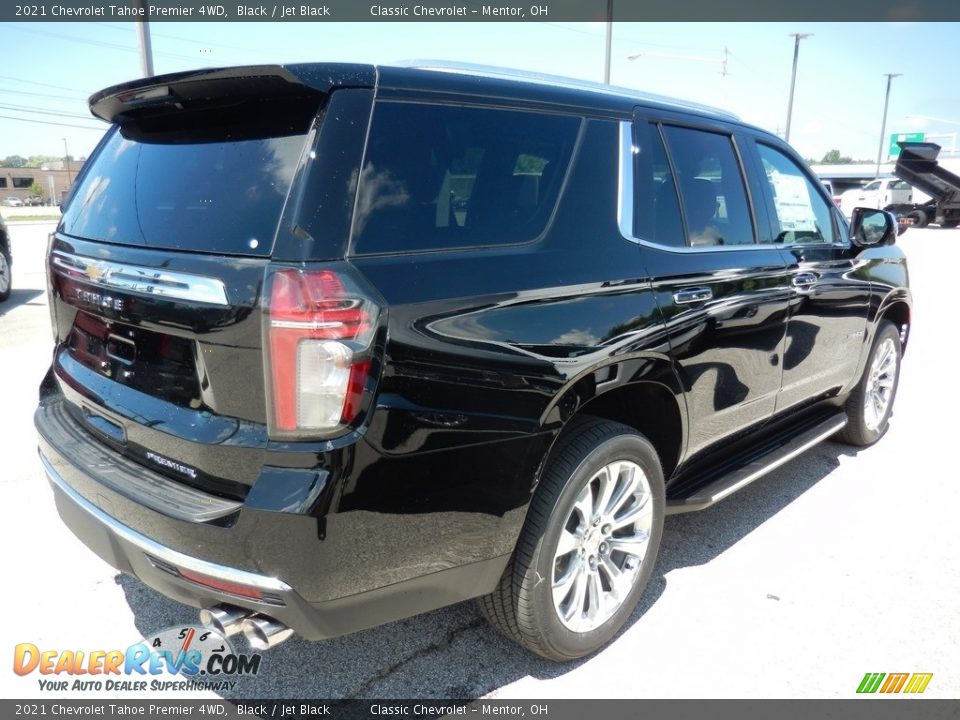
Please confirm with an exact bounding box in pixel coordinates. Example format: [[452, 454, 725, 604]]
[[89, 63, 375, 142]]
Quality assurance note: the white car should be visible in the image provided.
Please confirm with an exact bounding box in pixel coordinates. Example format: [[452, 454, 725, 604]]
[[819, 179, 841, 207], [4, 197, 23, 207], [837, 178, 912, 218]]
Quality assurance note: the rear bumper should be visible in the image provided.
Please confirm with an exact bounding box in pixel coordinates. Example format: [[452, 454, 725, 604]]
[[41, 449, 510, 640], [43, 451, 305, 617], [36, 398, 514, 641]]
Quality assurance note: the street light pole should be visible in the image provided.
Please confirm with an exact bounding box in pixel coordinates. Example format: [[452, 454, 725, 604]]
[[876, 73, 902, 179], [134, 0, 155, 77], [784, 33, 812, 142], [603, 0, 613, 84]]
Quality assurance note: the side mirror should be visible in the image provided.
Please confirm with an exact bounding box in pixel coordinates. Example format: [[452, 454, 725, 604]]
[[850, 207, 897, 248]]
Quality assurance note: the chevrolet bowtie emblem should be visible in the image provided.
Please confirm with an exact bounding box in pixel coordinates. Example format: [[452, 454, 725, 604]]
[[85, 262, 111, 283]]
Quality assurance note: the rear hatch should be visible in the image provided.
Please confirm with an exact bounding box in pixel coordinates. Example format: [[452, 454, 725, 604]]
[[47, 65, 363, 498]]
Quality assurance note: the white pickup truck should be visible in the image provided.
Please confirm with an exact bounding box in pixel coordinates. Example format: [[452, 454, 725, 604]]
[[837, 178, 913, 219]]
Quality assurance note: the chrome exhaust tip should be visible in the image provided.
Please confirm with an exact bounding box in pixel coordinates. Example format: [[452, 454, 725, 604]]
[[241, 615, 294, 651], [199, 605, 252, 637]]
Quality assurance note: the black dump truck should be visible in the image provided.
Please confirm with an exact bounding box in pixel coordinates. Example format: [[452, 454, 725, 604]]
[[891, 141, 960, 229]]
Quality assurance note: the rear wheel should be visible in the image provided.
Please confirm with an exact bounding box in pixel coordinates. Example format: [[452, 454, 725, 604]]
[[478, 417, 665, 660], [906, 210, 928, 228], [941, 218, 959, 229], [838, 321, 901, 446]]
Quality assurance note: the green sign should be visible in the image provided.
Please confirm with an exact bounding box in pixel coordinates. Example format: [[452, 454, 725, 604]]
[[889, 132, 925, 157]]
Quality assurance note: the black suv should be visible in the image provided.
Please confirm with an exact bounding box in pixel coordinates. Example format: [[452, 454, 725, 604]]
[[36, 63, 910, 661]]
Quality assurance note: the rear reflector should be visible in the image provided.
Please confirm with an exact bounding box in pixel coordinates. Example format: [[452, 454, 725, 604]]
[[178, 568, 264, 600], [265, 267, 379, 438]]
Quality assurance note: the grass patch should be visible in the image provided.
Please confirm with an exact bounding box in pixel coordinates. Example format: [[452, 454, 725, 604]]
[[5, 215, 61, 223]]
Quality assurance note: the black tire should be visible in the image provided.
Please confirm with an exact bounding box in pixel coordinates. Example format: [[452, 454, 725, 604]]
[[0, 242, 11, 302], [478, 417, 665, 661], [907, 210, 928, 229], [941, 219, 959, 229], [837, 321, 901, 447]]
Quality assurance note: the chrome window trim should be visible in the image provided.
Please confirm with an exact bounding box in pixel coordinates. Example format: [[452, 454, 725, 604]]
[[617, 121, 838, 254], [52, 251, 229, 306], [617, 120, 636, 242]]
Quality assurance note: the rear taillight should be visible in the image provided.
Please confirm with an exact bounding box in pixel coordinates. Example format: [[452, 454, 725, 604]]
[[264, 267, 380, 438]]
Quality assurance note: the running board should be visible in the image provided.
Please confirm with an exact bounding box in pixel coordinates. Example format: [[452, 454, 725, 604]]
[[666, 413, 848, 515]]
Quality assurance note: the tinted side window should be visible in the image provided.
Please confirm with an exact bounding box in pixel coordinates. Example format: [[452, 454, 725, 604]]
[[633, 122, 684, 247], [757, 144, 836, 246], [662, 126, 755, 247], [351, 103, 579, 255]]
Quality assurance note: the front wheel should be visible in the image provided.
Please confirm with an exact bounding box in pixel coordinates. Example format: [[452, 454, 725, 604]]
[[838, 320, 902, 446], [0, 244, 11, 302], [478, 418, 665, 661]]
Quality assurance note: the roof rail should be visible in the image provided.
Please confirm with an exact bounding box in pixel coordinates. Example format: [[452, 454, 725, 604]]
[[393, 59, 740, 121]]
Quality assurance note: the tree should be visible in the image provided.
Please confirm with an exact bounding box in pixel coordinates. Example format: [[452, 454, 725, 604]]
[[27, 154, 70, 168], [29, 180, 44, 199], [820, 149, 854, 164], [1, 155, 27, 168]]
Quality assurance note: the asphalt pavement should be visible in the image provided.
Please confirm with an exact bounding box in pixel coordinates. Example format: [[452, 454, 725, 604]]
[[2, 222, 958, 699]]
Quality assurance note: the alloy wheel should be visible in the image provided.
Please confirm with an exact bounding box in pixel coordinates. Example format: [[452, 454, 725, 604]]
[[863, 338, 897, 431], [0, 251, 9, 295], [552, 460, 653, 633]]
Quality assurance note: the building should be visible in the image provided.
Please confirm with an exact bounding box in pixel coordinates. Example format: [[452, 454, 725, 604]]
[[1, 160, 84, 205]]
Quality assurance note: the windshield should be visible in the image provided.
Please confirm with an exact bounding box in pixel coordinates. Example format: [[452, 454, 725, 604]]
[[60, 127, 307, 256]]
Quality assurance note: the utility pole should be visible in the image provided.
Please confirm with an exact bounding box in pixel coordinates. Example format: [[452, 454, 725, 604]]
[[784, 33, 812, 142], [876, 73, 902, 179], [627, 48, 731, 102], [603, 0, 613, 84], [134, 0, 155, 77], [61, 137, 71, 185]]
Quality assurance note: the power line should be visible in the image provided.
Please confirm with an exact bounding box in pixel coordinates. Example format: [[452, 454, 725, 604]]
[[544, 22, 725, 54], [17, 26, 200, 62], [0, 75, 91, 97], [0, 114, 105, 131], [92, 21, 318, 59], [0, 86, 92, 102], [0, 102, 95, 121], [18, 26, 150, 52]]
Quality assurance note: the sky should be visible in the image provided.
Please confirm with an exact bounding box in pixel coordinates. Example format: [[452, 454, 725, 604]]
[[0, 21, 958, 164]]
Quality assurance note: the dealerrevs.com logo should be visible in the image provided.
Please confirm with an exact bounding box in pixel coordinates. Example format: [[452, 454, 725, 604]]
[[13, 626, 261, 693]]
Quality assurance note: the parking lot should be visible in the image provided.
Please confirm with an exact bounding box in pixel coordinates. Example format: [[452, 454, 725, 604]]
[[2, 220, 958, 700]]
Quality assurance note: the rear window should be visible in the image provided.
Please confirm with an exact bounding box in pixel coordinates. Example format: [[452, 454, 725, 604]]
[[60, 127, 307, 256], [351, 102, 580, 255]]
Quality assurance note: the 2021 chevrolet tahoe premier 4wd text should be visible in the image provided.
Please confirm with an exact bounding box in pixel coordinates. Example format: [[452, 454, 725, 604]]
[[36, 63, 910, 660]]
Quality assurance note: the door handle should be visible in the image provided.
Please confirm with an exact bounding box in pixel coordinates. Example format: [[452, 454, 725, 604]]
[[792, 272, 818, 289], [673, 287, 713, 304]]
